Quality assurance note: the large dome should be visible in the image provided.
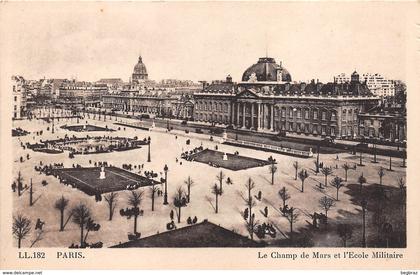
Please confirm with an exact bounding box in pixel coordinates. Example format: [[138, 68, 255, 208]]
[[133, 56, 148, 75], [132, 55, 148, 83], [242, 57, 291, 82]]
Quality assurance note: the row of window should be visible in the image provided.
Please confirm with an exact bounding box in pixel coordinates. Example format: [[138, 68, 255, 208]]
[[197, 113, 229, 124], [196, 101, 230, 113]]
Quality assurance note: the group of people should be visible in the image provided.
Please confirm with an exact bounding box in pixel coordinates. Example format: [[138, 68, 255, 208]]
[[180, 145, 205, 161], [255, 222, 277, 239]]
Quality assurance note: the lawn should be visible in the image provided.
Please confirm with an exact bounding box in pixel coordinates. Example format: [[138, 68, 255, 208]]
[[52, 167, 160, 195], [191, 149, 270, 171], [60, 124, 115, 132]]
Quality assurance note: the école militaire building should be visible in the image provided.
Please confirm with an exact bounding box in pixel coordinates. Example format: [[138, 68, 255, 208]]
[[193, 57, 379, 139]]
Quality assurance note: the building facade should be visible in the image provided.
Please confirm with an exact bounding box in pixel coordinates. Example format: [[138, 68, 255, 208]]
[[58, 81, 108, 107], [334, 73, 396, 97], [195, 58, 379, 139], [12, 76, 27, 119]]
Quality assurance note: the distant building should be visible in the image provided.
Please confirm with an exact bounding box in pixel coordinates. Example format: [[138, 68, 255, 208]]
[[102, 88, 194, 120], [12, 76, 27, 119], [58, 81, 108, 107], [96, 78, 125, 89], [334, 73, 396, 97]]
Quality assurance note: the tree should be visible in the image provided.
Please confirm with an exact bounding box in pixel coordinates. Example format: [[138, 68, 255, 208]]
[[149, 182, 158, 211], [388, 156, 393, 171], [358, 173, 367, 193], [211, 184, 223, 213], [285, 207, 299, 241], [342, 163, 350, 182], [54, 195, 69, 231], [12, 214, 31, 248], [71, 203, 91, 247], [319, 196, 335, 224], [269, 161, 278, 185], [293, 161, 299, 180], [330, 176, 345, 201], [278, 187, 290, 211], [184, 176, 194, 203], [378, 167, 385, 185], [173, 186, 188, 223], [315, 143, 320, 173], [104, 192, 118, 220], [16, 171, 24, 197], [361, 198, 368, 247], [242, 178, 257, 240], [298, 169, 309, 192], [127, 190, 144, 233], [29, 179, 34, 206], [321, 167, 333, 188], [397, 177, 406, 206], [216, 171, 225, 193], [358, 151, 364, 166], [337, 224, 353, 247]]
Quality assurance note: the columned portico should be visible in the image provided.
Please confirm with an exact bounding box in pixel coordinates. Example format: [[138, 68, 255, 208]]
[[242, 103, 246, 128], [270, 104, 274, 131]]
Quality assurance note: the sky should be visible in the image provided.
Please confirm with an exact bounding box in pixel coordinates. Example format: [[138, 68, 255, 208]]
[[0, 2, 410, 83]]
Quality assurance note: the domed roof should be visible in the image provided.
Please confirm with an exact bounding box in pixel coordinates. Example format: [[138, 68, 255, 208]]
[[242, 57, 291, 82], [133, 56, 148, 75]]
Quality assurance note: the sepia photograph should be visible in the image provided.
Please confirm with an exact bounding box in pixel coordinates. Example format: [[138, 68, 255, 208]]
[[1, 1, 419, 270]]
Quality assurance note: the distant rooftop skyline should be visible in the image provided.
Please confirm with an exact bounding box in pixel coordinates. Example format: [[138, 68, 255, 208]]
[[1, 2, 408, 83]]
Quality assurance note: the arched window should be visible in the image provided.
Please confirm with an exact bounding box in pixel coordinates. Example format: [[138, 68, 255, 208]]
[[330, 111, 336, 121], [343, 109, 347, 121]]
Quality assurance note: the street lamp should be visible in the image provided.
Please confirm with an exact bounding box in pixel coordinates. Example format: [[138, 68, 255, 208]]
[[147, 136, 151, 162], [163, 164, 169, 205]]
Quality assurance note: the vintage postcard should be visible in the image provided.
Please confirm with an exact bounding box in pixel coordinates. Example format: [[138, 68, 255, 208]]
[[0, 1, 419, 270]]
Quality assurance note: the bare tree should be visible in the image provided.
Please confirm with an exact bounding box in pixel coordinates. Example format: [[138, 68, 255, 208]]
[[127, 190, 144, 233], [30, 228, 45, 248], [361, 198, 368, 247], [242, 178, 257, 240], [149, 183, 158, 211], [388, 156, 393, 171], [54, 195, 69, 231], [397, 177, 406, 206], [321, 167, 333, 188], [298, 169, 309, 192], [12, 214, 31, 248], [16, 171, 24, 197], [269, 162, 278, 185], [29, 179, 34, 206], [378, 167, 385, 185], [184, 176, 194, 203], [358, 173, 367, 194], [173, 186, 188, 223], [104, 192, 118, 220], [319, 196, 335, 224], [330, 176, 345, 201], [342, 163, 350, 182], [71, 203, 91, 247], [216, 171, 225, 193], [211, 184, 223, 213], [285, 207, 299, 241], [293, 161, 299, 180], [278, 186, 290, 211], [337, 223, 353, 247]]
